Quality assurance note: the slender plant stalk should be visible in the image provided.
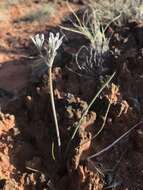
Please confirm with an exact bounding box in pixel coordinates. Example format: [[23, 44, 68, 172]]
[[52, 142, 56, 161], [40, 53, 62, 159], [78, 100, 112, 150], [65, 72, 116, 156], [31, 32, 63, 160], [87, 120, 143, 160], [92, 101, 112, 140], [49, 67, 61, 159]]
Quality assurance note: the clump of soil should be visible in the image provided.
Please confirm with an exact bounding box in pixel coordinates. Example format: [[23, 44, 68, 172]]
[[0, 85, 104, 189], [0, 112, 16, 189]]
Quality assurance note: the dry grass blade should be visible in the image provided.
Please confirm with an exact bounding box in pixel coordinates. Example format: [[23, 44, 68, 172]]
[[60, 2, 109, 46], [87, 120, 143, 160], [92, 101, 112, 140], [88, 0, 143, 26], [65, 72, 116, 156]]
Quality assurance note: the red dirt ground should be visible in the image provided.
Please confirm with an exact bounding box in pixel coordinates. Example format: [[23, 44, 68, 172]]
[[1, 1, 143, 190]]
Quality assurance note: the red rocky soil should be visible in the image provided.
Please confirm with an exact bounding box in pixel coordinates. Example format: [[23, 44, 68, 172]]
[[1, 1, 143, 190]]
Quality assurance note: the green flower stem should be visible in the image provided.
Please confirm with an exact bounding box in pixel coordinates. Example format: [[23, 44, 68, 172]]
[[31, 32, 63, 160], [49, 67, 61, 159]]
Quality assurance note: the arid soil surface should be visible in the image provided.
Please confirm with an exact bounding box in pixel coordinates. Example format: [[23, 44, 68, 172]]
[[1, 1, 143, 190]]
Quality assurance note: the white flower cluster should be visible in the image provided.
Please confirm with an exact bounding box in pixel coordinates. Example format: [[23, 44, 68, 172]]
[[31, 32, 64, 68], [31, 33, 45, 51], [47, 32, 64, 67], [48, 32, 64, 53]]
